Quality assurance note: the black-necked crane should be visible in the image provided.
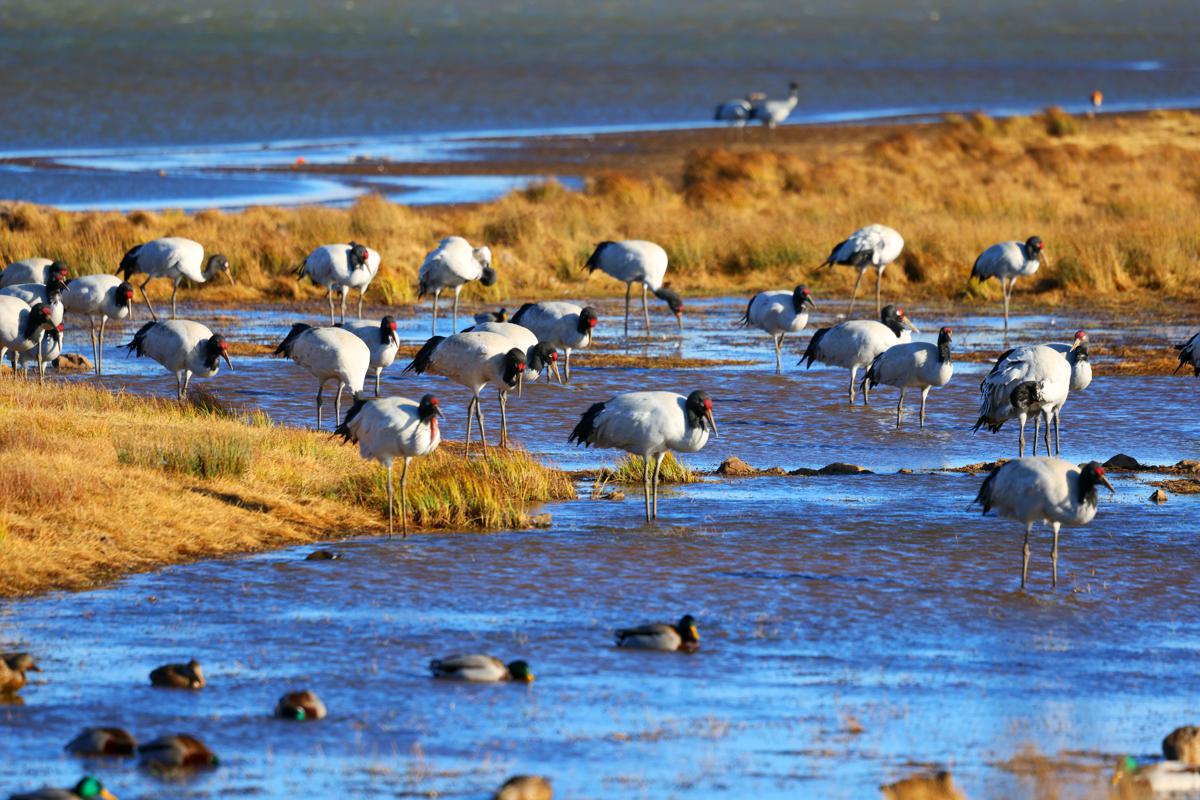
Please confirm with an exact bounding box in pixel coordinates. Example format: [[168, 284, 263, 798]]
[[0, 258, 68, 288], [123, 319, 232, 399], [740, 285, 816, 374], [973, 457, 1115, 588], [0, 298, 58, 382], [337, 316, 400, 396], [973, 344, 1072, 457], [465, 320, 562, 389], [297, 241, 381, 324], [569, 389, 717, 522], [970, 236, 1047, 337], [403, 331, 526, 450], [60, 274, 135, 375], [510, 301, 596, 381], [1175, 332, 1200, 376], [586, 240, 681, 337], [335, 394, 443, 537], [862, 326, 954, 429], [820, 224, 904, 317], [714, 94, 761, 128], [274, 323, 370, 430], [120, 237, 232, 320], [0, 276, 67, 326], [16, 324, 63, 382], [750, 81, 799, 129], [800, 304, 918, 403], [417, 236, 496, 335], [615, 614, 699, 652]]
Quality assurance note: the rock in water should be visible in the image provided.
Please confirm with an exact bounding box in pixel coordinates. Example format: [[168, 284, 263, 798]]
[[54, 353, 93, 371], [1104, 453, 1142, 470], [1150, 488, 1169, 504], [717, 456, 757, 476]]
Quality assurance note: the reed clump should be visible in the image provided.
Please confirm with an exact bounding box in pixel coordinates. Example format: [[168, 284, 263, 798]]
[[2, 111, 1198, 309], [601, 453, 701, 485], [0, 381, 574, 597]]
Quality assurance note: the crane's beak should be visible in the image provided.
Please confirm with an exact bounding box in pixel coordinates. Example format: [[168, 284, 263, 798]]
[[585, 330, 593, 347], [223, 269, 236, 285], [1099, 474, 1116, 494], [1069, 338, 1082, 352], [705, 408, 718, 438], [902, 316, 920, 334], [222, 352, 234, 371], [675, 310, 684, 333], [805, 296, 817, 309], [549, 357, 562, 385], [517, 369, 524, 399], [1040, 251, 1050, 271]]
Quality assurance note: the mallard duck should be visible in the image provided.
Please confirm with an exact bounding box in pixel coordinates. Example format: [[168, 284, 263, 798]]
[[1164, 725, 1200, 766], [429, 654, 533, 683], [881, 771, 965, 800], [494, 774, 552, 800], [138, 734, 218, 770], [0, 652, 41, 694], [1112, 755, 1200, 793], [615, 614, 699, 652], [8, 775, 117, 800], [65, 727, 137, 756], [275, 690, 327, 721], [148, 659, 204, 689]]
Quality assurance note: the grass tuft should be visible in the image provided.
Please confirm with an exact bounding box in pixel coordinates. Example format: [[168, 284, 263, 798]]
[[116, 433, 253, 479], [601, 453, 701, 485]]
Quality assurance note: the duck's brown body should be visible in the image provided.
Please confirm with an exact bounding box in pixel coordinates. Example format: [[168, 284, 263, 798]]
[[65, 727, 138, 756], [0, 652, 41, 694], [275, 690, 327, 721], [149, 659, 204, 689], [138, 733, 218, 769], [494, 775, 553, 800]]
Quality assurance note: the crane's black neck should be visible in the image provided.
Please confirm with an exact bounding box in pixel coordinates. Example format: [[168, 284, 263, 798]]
[[937, 331, 952, 363]]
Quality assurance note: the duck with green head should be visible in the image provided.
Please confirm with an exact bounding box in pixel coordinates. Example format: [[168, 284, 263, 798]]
[[429, 654, 533, 683], [615, 614, 699, 653], [9, 775, 117, 800], [275, 689, 327, 721]]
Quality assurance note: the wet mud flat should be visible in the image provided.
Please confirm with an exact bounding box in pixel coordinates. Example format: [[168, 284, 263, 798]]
[[2, 297, 1199, 798]]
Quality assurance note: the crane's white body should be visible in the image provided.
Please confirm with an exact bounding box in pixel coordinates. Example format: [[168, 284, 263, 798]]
[[976, 457, 1113, 587], [571, 390, 716, 521], [16, 328, 61, 380], [0, 258, 55, 287], [338, 318, 399, 396], [865, 335, 953, 429], [338, 395, 441, 536], [300, 243, 382, 324], [0, 295, 56, 381], [977, 345, 1071, 457], [802, 318, 913, 403], [277, 325, 370, 430], [509, 301, 594, 380], [586, 240, 678, 336], [1047, 341, 1092, 391], [418, 236, 493, 335], [122, 236, 229, 320], [407, 331, 525, 449], [0, 283, 64, 326], [742, 289, 812, 374], [467, 321, 554, 383], [126, 319, 228, 398], [61, 274, 134, 375], [750, 88, 799, 128], [971, 239, 1044, 336], [823, 224, 904, 316]]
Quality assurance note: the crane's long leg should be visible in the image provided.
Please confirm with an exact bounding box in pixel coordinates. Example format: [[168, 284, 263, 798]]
[[651, 451, 666, 520], [1050, 521, 1061, 588], [327, 288, 336, 326], [89, 319, 99, 376], [385, 461, 394, 537], [641, 283, 651, 336], [335, 383, 344, 427], [184, 370, 192, 397], [1032, 415, 1040, 456], [98, 316, 108, 376], [374, 368, 382, 397], [895, 388, 905, 429], [1053, 411, 1062, 456], [1002, 277, 1012, 339], [624, 283, 632, 338], [139, 277, 159, 321], [1042, 411, 1052, 457], [642, 454, 652, 522], [919, 386, 931, 430], [170, 281, 179, 320], [497, 391, 508, 448], [358, 286, 367, 320], [340, 288, 349, 325], [773, 335, 783, 375], [563, 349, 572, 383], [465, 396, 475, 450], [875, 265, 885, 317], [400, 457, 410, 538], [848, 366, 858, 404], [431, 290, 441, 336], [475, 393, 488, 450], [36, 337, 44, 385], [1018, 413, 1027, 458], [1022, 522, 1033, 588], [846, 270, 865, 318], [452, 287, 461, 332], [316, 381, 325, 431]]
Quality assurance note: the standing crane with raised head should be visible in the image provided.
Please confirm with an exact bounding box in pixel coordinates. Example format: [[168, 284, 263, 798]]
[[337, 316, 400, 396], [740, 285, 816, 374], [970, 236, 1047, 337], [750, 81, 799, 128], [297, 241, 381, 325], [862, 326, 954, 429]]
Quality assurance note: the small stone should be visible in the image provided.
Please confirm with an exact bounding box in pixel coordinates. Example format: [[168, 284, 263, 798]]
[[1150, 488, 1169, 504], [1175, 459, 1200, 473], [788, 467, 818, 476], [717, 456, 757, 476], [305, 550, 342, 561], [603, 491, 625, 501], [53, 353, 93, 372], [898, 468, 914, 474], [818, 462, 872, 475], [762, 467, 787, 476], [1104, 453, 1142, 470], [529, 513, 552, 529]]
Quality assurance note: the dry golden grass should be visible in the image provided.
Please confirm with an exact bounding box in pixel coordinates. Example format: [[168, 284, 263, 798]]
[[2, 110, 1199, 311], [0, 381, 574, 597]]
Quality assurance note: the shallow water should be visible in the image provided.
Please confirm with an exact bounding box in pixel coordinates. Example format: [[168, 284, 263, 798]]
[[3, 297, 1200, 798]]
